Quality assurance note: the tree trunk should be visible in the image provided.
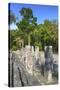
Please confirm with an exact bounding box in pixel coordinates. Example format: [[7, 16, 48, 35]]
[[28, 34, 30, 45]]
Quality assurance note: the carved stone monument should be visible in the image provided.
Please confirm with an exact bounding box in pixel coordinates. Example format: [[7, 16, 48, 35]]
[[25, 45, 33, 74], [44, 46, 53, 82], [35, 46, 40, 60]]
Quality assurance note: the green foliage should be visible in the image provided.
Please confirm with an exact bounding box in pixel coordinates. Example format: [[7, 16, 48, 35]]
[[16, 8, 37, 45], [9, 8, 58, 53], [37, 20, 58, 52], [9, 30, 18, 50], [12, 45, 17, 51], [20, 8, 33, 19], [34, 42, 42, 50]]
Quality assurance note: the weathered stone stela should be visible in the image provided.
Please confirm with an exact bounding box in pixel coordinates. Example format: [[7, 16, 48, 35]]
[[8, 45, 58, 87]]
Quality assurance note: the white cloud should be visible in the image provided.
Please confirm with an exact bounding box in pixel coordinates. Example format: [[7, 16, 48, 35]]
[[10, 23, 17, 30]]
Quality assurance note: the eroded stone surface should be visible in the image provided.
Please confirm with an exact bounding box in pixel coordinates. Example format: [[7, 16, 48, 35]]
[[9, 46, 58, 87]]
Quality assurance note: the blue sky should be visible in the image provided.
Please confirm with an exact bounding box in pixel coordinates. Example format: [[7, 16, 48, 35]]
[[9, 3, 58, 29]]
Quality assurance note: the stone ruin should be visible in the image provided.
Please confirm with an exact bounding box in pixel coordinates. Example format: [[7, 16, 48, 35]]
[[8, 45, 58, 87], [44, 46, 53, 82]]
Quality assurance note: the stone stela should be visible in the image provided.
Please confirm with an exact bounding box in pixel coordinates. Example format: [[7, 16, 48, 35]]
[[9, 45, 58, 87], [44, 46, 53, 82]]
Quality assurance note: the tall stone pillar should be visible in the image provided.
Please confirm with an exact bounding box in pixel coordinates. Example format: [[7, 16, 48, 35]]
[[25, 45, 33, 74], [44, 46, 53, 83], [35, 46, 40, 60], [31, 46, 34, 55]]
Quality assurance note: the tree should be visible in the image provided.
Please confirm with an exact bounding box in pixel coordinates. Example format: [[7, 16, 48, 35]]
[[9, 8, 58, 52], [36, 20, 58, 52], [8, 10, 17, 51], [8, 10, 16, 25], [16, 8, 37, 45]]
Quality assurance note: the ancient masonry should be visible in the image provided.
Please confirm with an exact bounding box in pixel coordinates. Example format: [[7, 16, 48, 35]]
[[8, 45, 58, 87]]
